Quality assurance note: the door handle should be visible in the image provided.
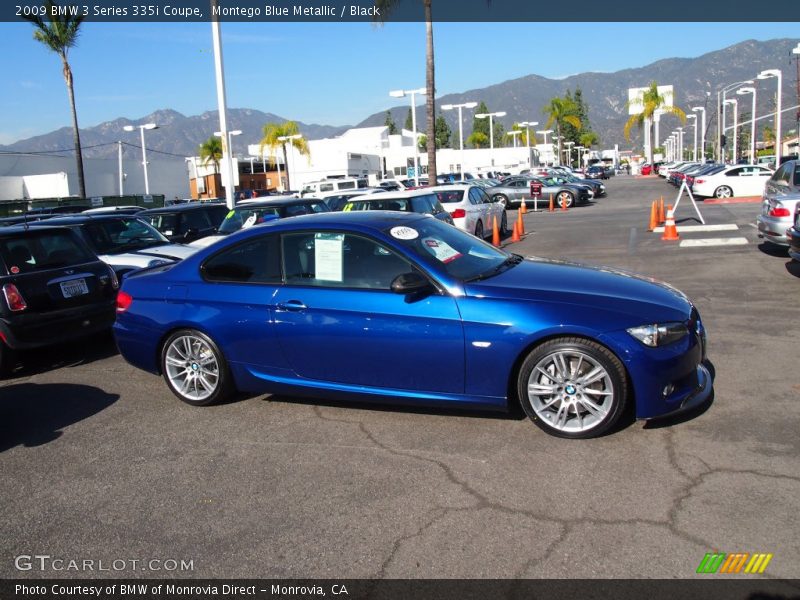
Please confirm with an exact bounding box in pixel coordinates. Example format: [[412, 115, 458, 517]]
[[276, 300, 307, 311]]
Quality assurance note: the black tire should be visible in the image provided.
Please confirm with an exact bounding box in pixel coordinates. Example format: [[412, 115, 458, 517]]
[[557, 191, 574, 209], [160, 329, 233, 406], [0, 342, 15, 377], [516, 337, 628, 439], [475, 221, 484, 239], [500, 212, 508, 236], [714, 186, 733, 199]]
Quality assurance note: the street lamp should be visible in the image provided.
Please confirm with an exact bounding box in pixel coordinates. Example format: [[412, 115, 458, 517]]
[[564, 141, 574, 167], [441, 101, 477, 177], [718, 79, 754, 162], [692, 106, 706, 161], [724, 99, 739, 162], [507, 130, 522, 148], [676, 127, 685, 161], [757, 69, 783, 163], [736, 87, 757, 164], [277, 134, 302, 192], [390, 87, 426, 186], [536, 129, 553, 145], [520, 121, 539, 163], [474, 111, 507, 151], [575, 145, 584, 169], [123, 123, 158, 195], [687, 114, 697, 161]]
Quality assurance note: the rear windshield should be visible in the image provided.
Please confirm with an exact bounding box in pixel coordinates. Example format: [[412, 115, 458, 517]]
[[434, 190, 466, 204], [345, 199, 410, 212], [82, 218, 169, 254], [0, 230, 95, 274]]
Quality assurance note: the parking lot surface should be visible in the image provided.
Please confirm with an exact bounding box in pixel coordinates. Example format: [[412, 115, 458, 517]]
[[2, 176, 798, 579]]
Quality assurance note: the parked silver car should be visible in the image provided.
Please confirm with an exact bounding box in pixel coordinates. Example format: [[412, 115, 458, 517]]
[[757, 160, 800, 247], [487, 176, 590, 209]]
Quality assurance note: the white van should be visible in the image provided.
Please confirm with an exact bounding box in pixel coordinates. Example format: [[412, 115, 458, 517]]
[[300, 178, 368, 197]]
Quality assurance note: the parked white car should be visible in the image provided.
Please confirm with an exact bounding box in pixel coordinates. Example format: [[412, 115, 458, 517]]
[[756, 195, 800, 247], [430, 184, 507, 239], [691, 165, 773, 199]]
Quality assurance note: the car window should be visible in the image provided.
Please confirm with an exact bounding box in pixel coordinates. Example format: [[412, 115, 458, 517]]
[[411, 195, 434, 214], [145, 213, 179, 235], [771, 164, 789, 183], [477, 188, 492, 204], [434, 190, 465, 204], [182, 210, 212, 232], [319, 183, 334, 192], [83, 218, 167, 254], [201, 235, 281, 284], [282, 232, 414, 290], [344, 199, 409, 212], [793, 164, 800, 186], [468, 188, 483, 205], [725, 168, 743, 177], [219, 207, 281, 234], [0, 230, 94, 274]]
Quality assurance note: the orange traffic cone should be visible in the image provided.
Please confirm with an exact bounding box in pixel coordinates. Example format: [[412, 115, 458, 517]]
[[548, 194, 555, 212], [511, 215, 521, 242], [518, 208, 525, 235], [647, 200, 658, 231], [492, 215, 500, 247], [658, 197, 665, 223], [521, 197, 528, 214], [561, 195, 568, 212], [661, 205, 679, 241]]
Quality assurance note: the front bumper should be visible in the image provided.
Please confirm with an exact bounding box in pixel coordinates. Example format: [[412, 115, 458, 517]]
[[756, 214, 791, 246]]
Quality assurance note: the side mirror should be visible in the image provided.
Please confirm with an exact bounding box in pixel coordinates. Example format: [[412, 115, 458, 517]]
[[391, 271, 433, 295]]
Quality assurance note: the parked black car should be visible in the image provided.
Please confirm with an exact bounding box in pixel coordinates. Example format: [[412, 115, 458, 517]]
[[586, 165, 609, 180], [0, 226, 118, 373], [138, 202, 229, 243]]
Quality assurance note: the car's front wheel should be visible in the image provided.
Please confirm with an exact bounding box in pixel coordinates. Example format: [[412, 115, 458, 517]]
[[714, 185, 733, 199], [517, 337, 628, 439], [557, 191, 574, 209], [475, 221, 484, 239], [161, 329, 233, 406]]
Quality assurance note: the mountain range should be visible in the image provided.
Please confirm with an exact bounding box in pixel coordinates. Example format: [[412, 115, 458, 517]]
[[2, 38, 797, 160]]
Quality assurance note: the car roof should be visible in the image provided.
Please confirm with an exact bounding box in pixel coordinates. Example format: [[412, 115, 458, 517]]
[[429, 185, 471, 192], [29, 213, 145, 226], [138, 202, 226, 214], [233, 198, 325, 209], [349, 188, 438, 200], [0, 224, 72, 237], [227, 210, 427, 235]]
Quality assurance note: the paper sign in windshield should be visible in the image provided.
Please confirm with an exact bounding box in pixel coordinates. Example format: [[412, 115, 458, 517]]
[[422, 237, 462, 263], [390, 226, 419, 240], [242, 214, 258, 229], [315, 233, 344, 281]]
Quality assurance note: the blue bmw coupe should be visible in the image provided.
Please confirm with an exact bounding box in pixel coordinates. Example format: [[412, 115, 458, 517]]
[[113, 211, 712, 439]]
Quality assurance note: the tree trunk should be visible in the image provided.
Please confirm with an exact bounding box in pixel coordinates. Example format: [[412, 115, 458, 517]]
[[63, 56, 86, 198], [556, 122, 562, 166], [424, 0, 436, 183]]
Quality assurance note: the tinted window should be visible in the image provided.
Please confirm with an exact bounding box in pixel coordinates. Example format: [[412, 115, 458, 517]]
[[468, 188, 483, 205], [411, 195, 434, 214], [319, 183, 334, 192], [477, 188, 492, 204], [282, 232, 413, 290], [1, 230, 94, 274], [218, 207, 281, 234], [345, 199, 409, 212], [83, 218, 167, 254], [338, 181, 356, 190], [182, 210, 212, 232], [284, 201, 329, 217], [435, 190, 466, 204], [202, 236, 281, 283], [146, 213, 179, 234]]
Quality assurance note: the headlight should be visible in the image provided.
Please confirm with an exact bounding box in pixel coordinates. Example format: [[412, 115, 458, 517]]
[[626, 322, 688, 347]]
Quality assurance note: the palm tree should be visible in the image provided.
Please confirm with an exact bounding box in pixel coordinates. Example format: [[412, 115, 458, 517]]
[[624, 81, 685, 164], [199, 136, 223, 173], [543, 97, 581, 166], [467, 132, 488, 149], [376, 0, 437, 181], [579, 131, 599, 148], [259, 121, 310, 191], [23, 1, 86, 197]]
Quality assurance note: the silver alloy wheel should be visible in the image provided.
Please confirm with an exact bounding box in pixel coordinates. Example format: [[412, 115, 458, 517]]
[[526, 349, 614, 433], [164, 335, 220, 402], [558, 191, 573, 208], [715, 186, 732, 198]]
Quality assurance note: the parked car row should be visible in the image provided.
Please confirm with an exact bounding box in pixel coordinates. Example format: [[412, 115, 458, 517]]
[[757, 159, 800, 249], [657, 160, 774, 200]]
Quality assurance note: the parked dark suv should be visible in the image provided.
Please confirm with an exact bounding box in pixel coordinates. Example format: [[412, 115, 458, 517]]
[[138, 202, 228, 243], [0, 226, 119, 373]]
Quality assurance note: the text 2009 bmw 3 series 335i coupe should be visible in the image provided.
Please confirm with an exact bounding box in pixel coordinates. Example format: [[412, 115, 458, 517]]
[[113, 211, 712, 439]]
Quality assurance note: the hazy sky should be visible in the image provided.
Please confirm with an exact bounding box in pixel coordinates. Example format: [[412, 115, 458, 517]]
[[1, 21, 798, 145]]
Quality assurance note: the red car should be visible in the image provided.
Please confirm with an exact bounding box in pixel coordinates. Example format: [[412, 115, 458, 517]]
[[640, 164, 653, 175]]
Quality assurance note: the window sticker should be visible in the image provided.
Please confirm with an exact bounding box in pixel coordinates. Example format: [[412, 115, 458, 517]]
[[390, 226, 419, 240], [226, 210, 235, 219], [422, 237, 462, 263], [314, 233, 344, 282], [164, 230, 173, 236], [242, 214, 258, 229]]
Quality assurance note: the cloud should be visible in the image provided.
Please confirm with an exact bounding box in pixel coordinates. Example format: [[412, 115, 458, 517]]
[[19, 80, 42, 89]]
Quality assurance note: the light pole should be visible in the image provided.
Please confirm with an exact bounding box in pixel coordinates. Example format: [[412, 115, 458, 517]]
[[718, 80, 754, 162], [475, 111, 506, 151], [117, 140, 124, 196], [210, 0, 236, 209], [390, 87, 426, 186], [692, 106, 706, 161], [123, 123, 158, 195], [564, 141, 574, 167], [575, 145, 584, 169], [676, 127, 684, 161], [278, 134, 302, 192], [507, 130, 522, 148], [441, 101, 477, 178], [794, 44, 800, 153], [757, 69, 783, 163], [214, 129, 241, 197], [724, 99, 739, 163], [520, 120, 539, 165], [687, 114, 697, 161], [736, 87, 757, 164]]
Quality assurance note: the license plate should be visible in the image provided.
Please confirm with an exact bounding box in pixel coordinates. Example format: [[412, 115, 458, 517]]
[[60, 278, 89, 298]]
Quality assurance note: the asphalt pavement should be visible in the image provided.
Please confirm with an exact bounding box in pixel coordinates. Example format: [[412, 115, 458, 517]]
[[1, 175, 799, 580]]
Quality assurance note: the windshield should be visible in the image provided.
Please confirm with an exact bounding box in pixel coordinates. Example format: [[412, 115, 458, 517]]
[[219, 207, 281, 234], [385, 217, 517, 281], [345, 198, 410, 211], [82, 218, 169, 254]]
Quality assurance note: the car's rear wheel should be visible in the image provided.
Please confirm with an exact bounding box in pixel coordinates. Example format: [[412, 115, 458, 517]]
[[517, 337, 628, 439], [493, 194, 509, 207], [161, 329, 232, 406], [714, 186, 733, 199], [557, 191, 574, 209], [475, 221, 484, 239]]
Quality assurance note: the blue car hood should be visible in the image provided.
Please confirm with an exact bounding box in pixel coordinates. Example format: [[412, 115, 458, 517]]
[[464, 256, 692, 323]]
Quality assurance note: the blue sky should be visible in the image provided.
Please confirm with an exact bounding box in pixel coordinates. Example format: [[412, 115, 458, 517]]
[[1, 21, 797, 144]]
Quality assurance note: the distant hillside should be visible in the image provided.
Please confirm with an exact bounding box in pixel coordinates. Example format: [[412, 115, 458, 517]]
[[2, 38, 797, 157], [0, 108, 350, 159]]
